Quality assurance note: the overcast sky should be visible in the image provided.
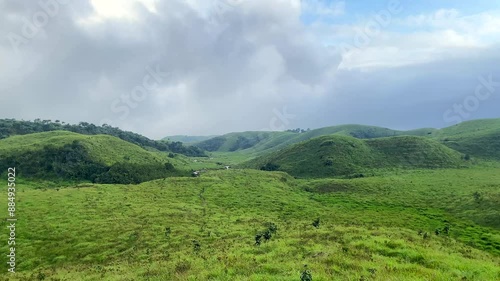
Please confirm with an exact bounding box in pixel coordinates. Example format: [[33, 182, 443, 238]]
[[1, 0, 500, 139]]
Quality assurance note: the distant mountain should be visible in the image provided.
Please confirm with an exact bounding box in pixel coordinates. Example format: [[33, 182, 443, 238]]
[[194, 118, 500, 161], [163, 135, 218, 144], [194, 124, 436, 154], [242, 135, 466, 178]]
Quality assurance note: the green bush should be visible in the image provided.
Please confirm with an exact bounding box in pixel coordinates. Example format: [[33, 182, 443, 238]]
[[260, 163, 280, 171]]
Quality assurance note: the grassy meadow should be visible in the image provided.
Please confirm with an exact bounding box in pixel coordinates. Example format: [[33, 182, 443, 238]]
[[1, 168, 499, 280], [1, 119, 500, 280]]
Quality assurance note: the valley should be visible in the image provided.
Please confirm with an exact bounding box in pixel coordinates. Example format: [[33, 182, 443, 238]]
[[0, 118, 499, 280]]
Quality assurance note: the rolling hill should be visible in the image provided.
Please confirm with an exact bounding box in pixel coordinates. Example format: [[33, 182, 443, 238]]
[[194, 125, 436, 155], [0, 131, 187, 183], [0, 119, 206, 157], [430, 119, 500, 161], [243, 135, 466, 178], [194, 119, 500, 162]]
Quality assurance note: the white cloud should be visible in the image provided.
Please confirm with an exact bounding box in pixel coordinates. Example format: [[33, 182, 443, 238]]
[[321, 9, 500, 70], [301, 0, 345, 19]]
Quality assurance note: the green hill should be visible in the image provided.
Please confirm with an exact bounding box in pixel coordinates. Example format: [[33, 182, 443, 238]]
[[430, 119, 500, 160], [0, 131, 187, 183], [195, 131, 293, 152], [0, 119, 206, 157], [194, 125, 435, 155], [243, 135, 466, 178], [196, 119, 500, 163]]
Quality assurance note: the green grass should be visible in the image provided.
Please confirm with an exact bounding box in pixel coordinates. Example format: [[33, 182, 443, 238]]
[[1, 119, 499, 280], [1, 168, 499, 280], [242, 135, 467, 178]]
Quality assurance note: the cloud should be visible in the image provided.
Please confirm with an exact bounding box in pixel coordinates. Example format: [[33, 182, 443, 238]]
[[301, 0, 345, 19], [0, 0, 499, 139]]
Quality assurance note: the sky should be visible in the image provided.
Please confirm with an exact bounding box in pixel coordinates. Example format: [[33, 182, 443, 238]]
[[1, 0, 500, 139]]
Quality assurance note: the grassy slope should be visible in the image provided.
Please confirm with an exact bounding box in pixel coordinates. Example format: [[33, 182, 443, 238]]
[[0, 131, 247, 179], [0, 131, 170, 166], [430, 119, 500, 160], [1, 169, 499, 280], [243, 135, 466, 178]]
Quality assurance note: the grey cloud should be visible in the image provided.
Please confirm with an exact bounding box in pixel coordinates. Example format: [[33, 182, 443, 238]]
[[1, 0, 499, 139]]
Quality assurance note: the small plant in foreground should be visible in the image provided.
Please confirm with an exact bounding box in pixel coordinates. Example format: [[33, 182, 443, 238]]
[[300, 265, 312, 281], [443, 225, 450, 235], [312, 218, 320, 229], [266, 222, 278, 234], [192, 240, 201, 254], [255, 222, 278, 245], [473, 191, 482, 202], [263, 230, 272, 241], [255, 233, 263, 246]]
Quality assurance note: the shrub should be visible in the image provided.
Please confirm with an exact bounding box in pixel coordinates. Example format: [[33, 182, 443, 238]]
[[255, 234, 263, 246], [263, 230, 272, 241], [300, 265, 313, 281], [312, 218, 320, 229], [265, 222, 278, 234], [192, 240, 201, 254], [443, 225, 450, 235], [260, 163, 280, 171], [255, 222, 278, 245]]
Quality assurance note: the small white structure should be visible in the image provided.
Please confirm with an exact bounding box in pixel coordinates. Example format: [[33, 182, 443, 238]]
[[224, 166, 230, 170]]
